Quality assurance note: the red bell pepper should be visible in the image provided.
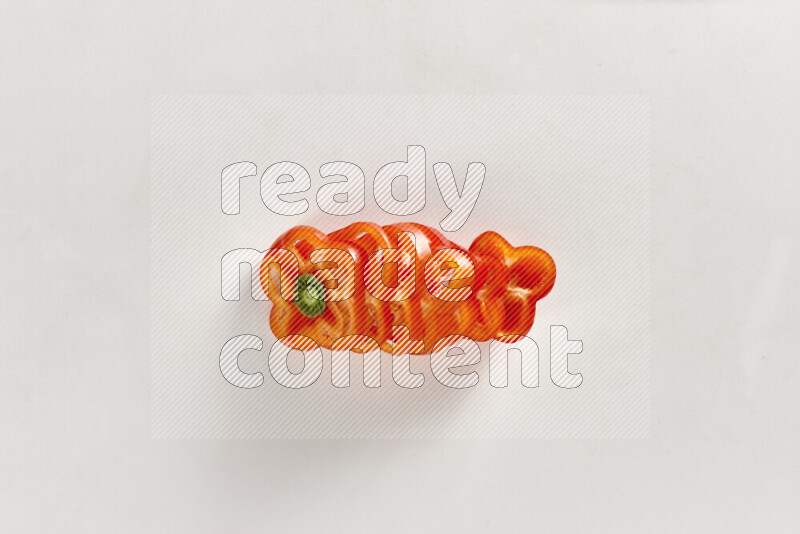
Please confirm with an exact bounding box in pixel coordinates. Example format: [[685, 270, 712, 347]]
[[260, 223, 555, 353]]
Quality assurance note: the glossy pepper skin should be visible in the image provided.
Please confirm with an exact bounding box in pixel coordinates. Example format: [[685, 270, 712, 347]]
[[260, 222, 555, 353]]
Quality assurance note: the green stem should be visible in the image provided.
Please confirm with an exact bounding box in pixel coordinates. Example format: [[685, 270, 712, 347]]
[[293, 273, 326, 318]]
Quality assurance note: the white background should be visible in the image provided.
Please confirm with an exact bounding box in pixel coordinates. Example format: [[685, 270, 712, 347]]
[[1, 1, 798, 532], [151, 95, 649, 439]]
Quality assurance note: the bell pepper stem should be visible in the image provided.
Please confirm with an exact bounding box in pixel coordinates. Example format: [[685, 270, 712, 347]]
[[294, 273, 326, 318]]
